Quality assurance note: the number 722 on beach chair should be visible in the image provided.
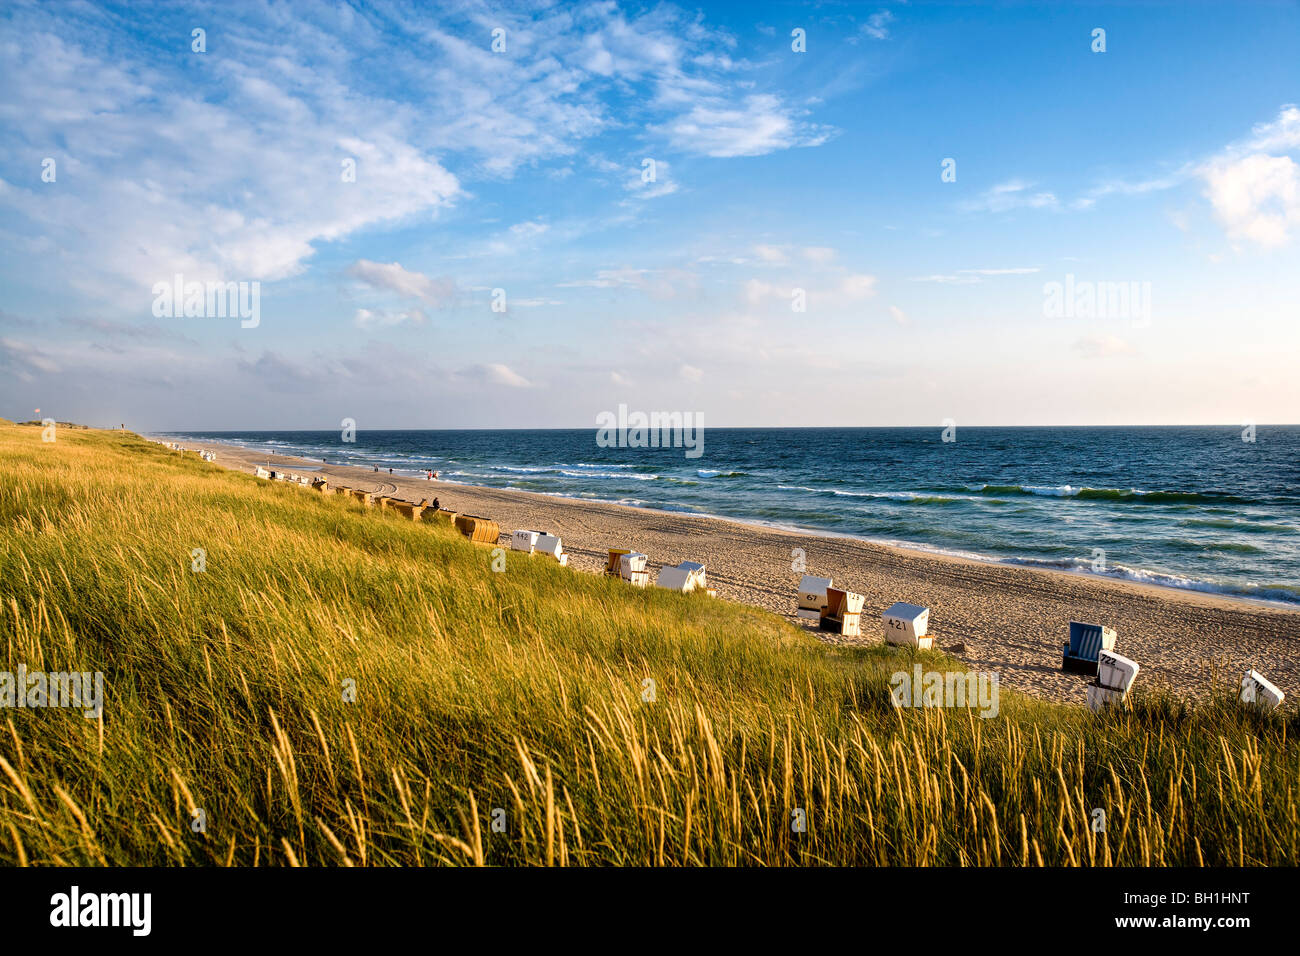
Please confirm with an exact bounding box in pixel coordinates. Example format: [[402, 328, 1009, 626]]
[[1062, 621, 1117, 676]]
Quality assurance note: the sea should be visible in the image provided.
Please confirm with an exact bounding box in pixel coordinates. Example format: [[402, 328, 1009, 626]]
[[156, 426, 1300, 606]]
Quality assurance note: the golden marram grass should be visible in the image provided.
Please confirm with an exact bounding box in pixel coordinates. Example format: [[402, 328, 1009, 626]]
[[0, 424, 1295, 865]]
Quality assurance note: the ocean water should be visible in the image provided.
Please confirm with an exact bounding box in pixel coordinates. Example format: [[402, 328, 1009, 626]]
[[159, 426, 1300, 606]]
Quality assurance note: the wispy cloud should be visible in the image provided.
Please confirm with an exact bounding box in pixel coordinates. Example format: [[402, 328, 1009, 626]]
[[658, 94, 833, 158], [961, 180, 1059, 213], [862, 11, 895, 40], [348, 261, 456, 306]]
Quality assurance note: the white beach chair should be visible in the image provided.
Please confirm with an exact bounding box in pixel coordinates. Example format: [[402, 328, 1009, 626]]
[[512, 530, 540, 553], [797, 575, 832, 622], [883, 602, 932, 649], [1241, 669, 1285, 710], [656, 561, 706, 592], [1097, 650, 1140, 693], [535, 533, 564, 559], [620, 552, 649, 579]]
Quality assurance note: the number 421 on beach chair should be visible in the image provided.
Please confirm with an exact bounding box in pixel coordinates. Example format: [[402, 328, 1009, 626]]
[[1062, 621, 1117, 676]]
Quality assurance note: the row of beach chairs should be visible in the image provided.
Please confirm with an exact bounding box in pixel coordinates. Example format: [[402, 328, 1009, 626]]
[[798, 575, 1288, 715], [252, 468, 517, 551], [797, 574, 929, 645], [146, 439, 215, 462], [604, 549, 716, 595]]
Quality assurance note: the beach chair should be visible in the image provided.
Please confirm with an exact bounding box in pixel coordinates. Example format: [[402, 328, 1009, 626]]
[[531, 533, 568, 566], [311, 478, 329, 492], [605, 549, 632, 575], [387, 499, 424, 521], [1241, 669, 1285, 710], [820, 588, 865, 637], [883, 602, 933, 649], [620, 552, 648, 577], [1062, 622, 1116, 676], [349, 489, 375, 506], [455, 514, 500, 545], [512, 530, 540, 553], [797, 576, 833, 622], [656, 561, 706, 592], [1084, 649, 1140, 712], [1097, 649, 1139, 692], [255, 467, 271, 479]]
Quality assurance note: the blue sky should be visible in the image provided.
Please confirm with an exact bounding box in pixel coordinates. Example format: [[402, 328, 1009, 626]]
[[1, 0, 1298, 429]]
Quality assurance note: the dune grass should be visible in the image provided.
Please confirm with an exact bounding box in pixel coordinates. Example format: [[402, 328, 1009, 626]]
[[0, 423, 1296, 866]]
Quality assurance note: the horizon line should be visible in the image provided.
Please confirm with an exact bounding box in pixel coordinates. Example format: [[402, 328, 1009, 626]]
[[134, 422, 1299, 432]]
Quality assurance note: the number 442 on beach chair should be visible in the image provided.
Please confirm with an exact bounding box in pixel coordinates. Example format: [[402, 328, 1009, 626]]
[[1062, 621, 1117, 676]]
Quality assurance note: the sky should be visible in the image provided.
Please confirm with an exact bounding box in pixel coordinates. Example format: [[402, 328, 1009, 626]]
[[1, 0, 1298, 430]]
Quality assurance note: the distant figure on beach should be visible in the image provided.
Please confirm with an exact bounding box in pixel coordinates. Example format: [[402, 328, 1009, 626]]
[[373, 466, 378, 472], [433, 471, 439, 480], [388, 468, 393, 474], [426, 470, 432, 480]]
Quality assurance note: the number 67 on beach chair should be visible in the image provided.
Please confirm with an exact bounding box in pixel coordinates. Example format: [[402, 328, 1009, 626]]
[[1062, 621, 1117, 676]]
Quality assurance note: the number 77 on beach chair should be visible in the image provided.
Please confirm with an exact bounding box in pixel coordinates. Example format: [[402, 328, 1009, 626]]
[[1062, 621, 1117, 676]]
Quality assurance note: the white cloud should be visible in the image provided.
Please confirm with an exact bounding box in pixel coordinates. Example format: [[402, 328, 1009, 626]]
[[996, 105, 1300, 248], [625, 160, 679, 200], [889, 305, 909, 326], [1201, 153, 1300, 247], [679, 364, 703, 382], [961, 180, 1059, 213], [479, 363, 531, 388], [659, 94, 831, 158], [348, 261, 456, 305], [1244, 104, 1300, 153], [862, 11, 895, 40], [0, 1, 837, 309], [744, 273, 876, 307], [0, 21, 462, 297]]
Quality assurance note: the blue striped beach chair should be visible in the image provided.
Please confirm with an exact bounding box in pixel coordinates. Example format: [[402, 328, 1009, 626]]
[[1062, 621, 1117, 675]]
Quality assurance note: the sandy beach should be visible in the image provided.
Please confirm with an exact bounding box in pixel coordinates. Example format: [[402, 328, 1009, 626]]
[[174, 436, 1300, 704]]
